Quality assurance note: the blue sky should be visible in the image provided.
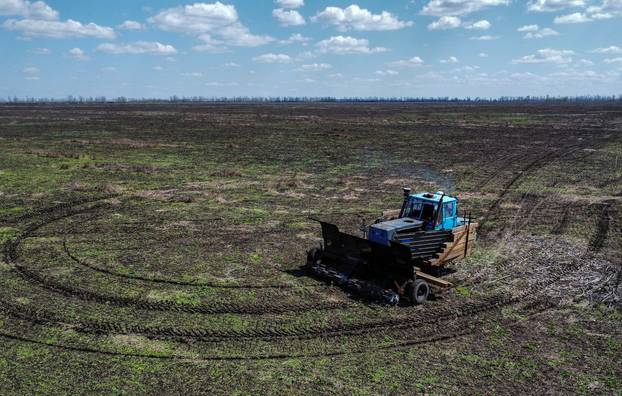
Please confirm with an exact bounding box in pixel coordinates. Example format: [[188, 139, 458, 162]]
[[1, 0, 621, 98]]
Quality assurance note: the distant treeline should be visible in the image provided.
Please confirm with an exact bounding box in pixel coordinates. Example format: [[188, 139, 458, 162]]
[[2, 95, 622, 104]]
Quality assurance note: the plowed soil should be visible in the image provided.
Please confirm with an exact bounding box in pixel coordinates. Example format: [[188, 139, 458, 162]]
[[0, 103, 620, 395]]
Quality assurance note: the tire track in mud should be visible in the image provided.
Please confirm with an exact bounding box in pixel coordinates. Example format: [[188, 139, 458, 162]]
[[477, 145, 581, 230], [0, 297, 554, 361], [61, 238, 325, 290], [9, 262, 350, 315], [26, 198, 323, 290], [50, 143, 574, 296], [2, 242, 547, 340], [0, 253, 569, 342], [469, 150, 539, 192], [4, 222, 352, 316], [589, 202, 611, 252], [5, 200, 328, 289], [0, 152, 562, 330], [0, 143, 600, 359], [500, 149, 596, 237]]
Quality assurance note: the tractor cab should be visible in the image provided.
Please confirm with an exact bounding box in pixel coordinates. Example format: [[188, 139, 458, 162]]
[[368, 189, 463, 247], [403, 191, 459, 231]]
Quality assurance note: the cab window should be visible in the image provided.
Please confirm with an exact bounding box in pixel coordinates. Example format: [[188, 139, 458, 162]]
[[407, 201, 422, 218], [444, 202, 454, 219]]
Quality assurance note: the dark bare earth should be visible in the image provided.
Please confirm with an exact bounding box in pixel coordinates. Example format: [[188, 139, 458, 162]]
[[0, 103, 620, 395]]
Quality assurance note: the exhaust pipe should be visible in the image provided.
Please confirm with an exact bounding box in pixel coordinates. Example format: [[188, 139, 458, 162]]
[[399, 187, 412, 218]]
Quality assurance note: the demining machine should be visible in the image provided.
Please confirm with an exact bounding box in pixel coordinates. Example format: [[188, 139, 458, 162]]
[[307, 188, 477, 305]]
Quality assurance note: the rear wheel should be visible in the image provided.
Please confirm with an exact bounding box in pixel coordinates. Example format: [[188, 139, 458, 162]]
[[306, 247, 323, 267], [409, 279, 430, 305]]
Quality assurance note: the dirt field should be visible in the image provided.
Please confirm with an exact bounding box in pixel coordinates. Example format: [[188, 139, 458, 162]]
[[0, 103, 620, 395]]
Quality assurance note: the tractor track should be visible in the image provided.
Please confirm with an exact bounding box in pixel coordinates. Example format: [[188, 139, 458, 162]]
[[7, 263, 350, 315], [0, 194, 119, 225], [589, 201, 611, 252], [4, 221, 352, 316], [478, 145, 582, 230], [61, 240, 326, 290], [0, 252, 569, 342], [2, 249, 545, 346], [469, 150, 539, 192], [0, 143, 602, 359], [0, 284, 555, 342], [1, 148, 569, 335], [5, 202, 329, 291], [0, 300, 553, 362]]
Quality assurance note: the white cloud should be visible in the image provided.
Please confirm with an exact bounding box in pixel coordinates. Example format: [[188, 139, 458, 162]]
[[428, 17, 491, 30], [389, 56, 425, 68], [375, 69, 398, 76], [315, 36, 387, 54], [527, 0, 586, 12], [517, 24, 539, 32], [1, 0, 116, 39], [470, 35, 499, 40], [554, 12, 591, 23], [118, 20, 144, 30], [295, 50, 317, 60], [224, 62, 240, 67], [440, 56, 459, 63], [604, 57, 622, 64], [153, 65, 164, 71], [577, 58, 594, 65], [149, 2, 272, 49], [312, 5, 413, 31], [206, 81, 239, 87], [591, 45, 622, 54], [464, 19, 491, 30], [181, 72, 203, 77], [586, 0, 622, 19], [526, 27, 559, 38], [479, 52, 488, 57], [23, 66, 39, 80], [0, 0, 58, 20], [512, 48, 574, 64], [454, 65, 480, 72], [253, 53, 292, 63], [428, 16, 461, 30], [101, 66, 117, 73], [518, 24, 559, 38], [3, 18, 115, 38], [297, 63, 332, 71], [272, 8, 305, 26], [280, 33, 310, 44], [31, 47, 50, 54], [275, 0, 304, 9], [421, 0, 509, 16], [96, 41, 177, 55], [66, 47, 88, 60]]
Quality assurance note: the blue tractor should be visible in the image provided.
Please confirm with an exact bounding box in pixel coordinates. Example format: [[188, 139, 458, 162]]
[[307, 188, 476, 305]]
